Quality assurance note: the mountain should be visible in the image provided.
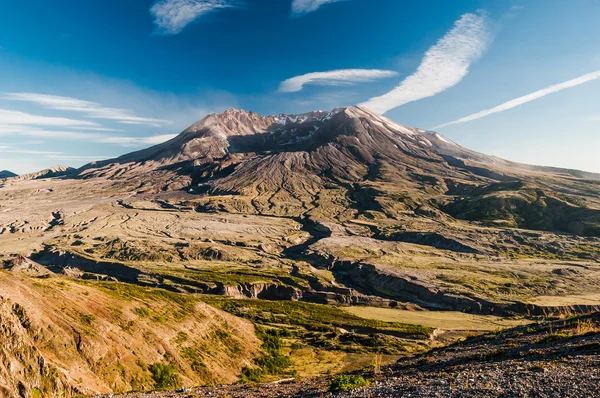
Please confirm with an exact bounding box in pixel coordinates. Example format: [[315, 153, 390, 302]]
[[0, 170, 17, 179], [79, 106, 600, 181], [11, 165, 75, 182], [78, 106, 600, 236]]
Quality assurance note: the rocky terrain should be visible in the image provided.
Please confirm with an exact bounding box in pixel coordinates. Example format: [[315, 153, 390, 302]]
[[105, 313, 600, 397], [1, 106, 600, 396]]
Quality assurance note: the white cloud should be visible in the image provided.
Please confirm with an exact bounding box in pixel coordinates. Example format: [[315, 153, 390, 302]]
[[278, 69, 398, 93], [18, 130, 102, 140], [45, 155, 115, 161], [360, 11, 491, 114], [0, 146, 63, 155], [150, 0, 237, 35], [291, 0, 346, 16], [141, 134, 178, 144], [4, 93, 171, 127], [0, 127, 105, 141], [435, 69, 600, 129], [97, 134, 177, 145], [0, 62, 229, 174], [0, 127, 177, 147], [0, 109, 103, 129]]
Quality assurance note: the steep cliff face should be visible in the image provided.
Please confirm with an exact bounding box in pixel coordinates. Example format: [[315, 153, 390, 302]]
[[0, 273, 261, 397], [0, 297, 72, 398]]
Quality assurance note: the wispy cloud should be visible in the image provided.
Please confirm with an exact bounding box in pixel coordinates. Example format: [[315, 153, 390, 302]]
[[97, 134, 177, 145], [0, 146, 63, 155], [0, 126, 177, 147], [435, 69, 600, 129], [45, 155, 116, 161], [0, 109, 105, 130], [4, 93, 171, 127], [360, 11, 491, 114], [291, 0, 346, 16], [150, 0, 238, 35], [278, 69, 398, 93], [0, 146, 115, 164]]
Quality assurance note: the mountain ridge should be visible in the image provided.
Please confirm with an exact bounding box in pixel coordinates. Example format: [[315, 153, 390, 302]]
[[10, 165, 75, 182], [77, 106, 600, 181], [0, 170, 18, 179], [71, 106, 600, 237]]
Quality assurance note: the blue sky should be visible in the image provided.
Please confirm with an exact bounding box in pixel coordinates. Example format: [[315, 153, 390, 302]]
[[1, 0, 599, 174]]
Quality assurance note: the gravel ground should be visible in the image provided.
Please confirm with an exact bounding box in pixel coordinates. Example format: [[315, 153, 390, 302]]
[[108, 314, 600, 398]]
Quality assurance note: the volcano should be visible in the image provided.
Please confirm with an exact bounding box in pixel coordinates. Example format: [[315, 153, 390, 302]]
[[76, 106, 600, 236]]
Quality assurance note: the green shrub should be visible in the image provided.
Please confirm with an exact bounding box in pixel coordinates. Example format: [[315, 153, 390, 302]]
[[150, 362, 181, 390], [79, 312, 95, 325], [239, 328, 292, 383], [134, 307, 150, 317], [535, 333, 569, 344], [328, 374, 371, 392], [174, 331, 188, 344]]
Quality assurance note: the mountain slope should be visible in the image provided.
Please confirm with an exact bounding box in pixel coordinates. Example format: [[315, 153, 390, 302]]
[[0, 271, 259, 397], [9, 165, 75, 182], [76, 106, 600, 235], [0, 170, 17, 179]]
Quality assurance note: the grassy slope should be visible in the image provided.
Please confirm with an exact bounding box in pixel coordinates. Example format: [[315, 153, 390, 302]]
[[0, 272, 260, 397], [345, 306, 531, 331]]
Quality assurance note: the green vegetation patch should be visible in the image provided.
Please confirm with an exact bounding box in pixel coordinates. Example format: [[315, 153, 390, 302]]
[[328, 374, 371, 392], [149, 362, 181, 390], [78, 281, 199, 321], [240, 328, 292, 382], [205, 297, 432, 337], [534, 333, 570, 345]]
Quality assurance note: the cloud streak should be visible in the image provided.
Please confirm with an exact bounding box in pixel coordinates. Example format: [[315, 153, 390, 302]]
[[45, 155, 115, 161], [0, 147, 62, 155], [435, 69, 600, 129], [0, 109, 104, 130], [150, 0, 238, 35], [4, 93, 171, 127], [97, 134, 178, 145], [278, 69, 398, 93], [360, 11, 491, 114], [0, 126, 177, 147], [291, 0, 346, 16]]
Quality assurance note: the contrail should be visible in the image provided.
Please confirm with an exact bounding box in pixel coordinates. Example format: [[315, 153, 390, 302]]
[[435, 69, 600, 129]]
